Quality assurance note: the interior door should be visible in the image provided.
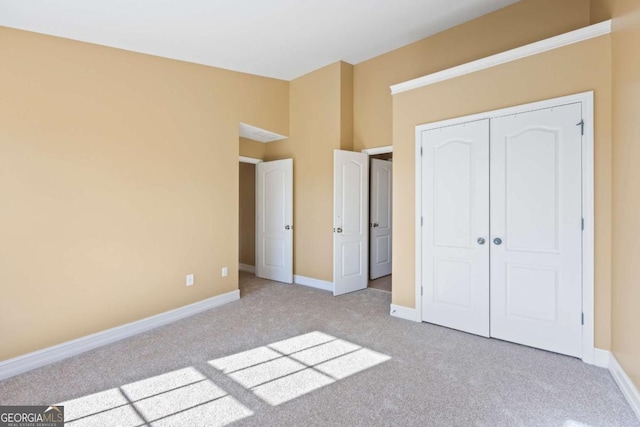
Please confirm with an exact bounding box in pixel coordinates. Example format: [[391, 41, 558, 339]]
[[421, 120, 490, 337], [256, 159, 293, 284], [334, 150, 369, 296], [490, 103, 583, 357], [370, 159, 393, 280]]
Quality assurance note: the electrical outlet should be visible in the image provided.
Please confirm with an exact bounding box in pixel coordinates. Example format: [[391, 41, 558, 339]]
[[222, 267, 228, 277], [186, 274, 194, 286]]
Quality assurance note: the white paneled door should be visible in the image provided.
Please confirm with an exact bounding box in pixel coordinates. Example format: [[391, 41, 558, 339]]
[[421, 120, 491, 337], [256, 159, 293, 284], [370, 159, 393, 280], [490, 103, 583, 357], [419, 102, 584, 358], [334, 150, 369, 296]]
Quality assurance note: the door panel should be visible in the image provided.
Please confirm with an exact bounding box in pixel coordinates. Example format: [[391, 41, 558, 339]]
[[421, 119, 490, 337], [490, 103, 582, 357], [370, 159, 393, 280], [256, 159, 293, 283], [504, 128, 560, 252], [334, 150, 369, 296]]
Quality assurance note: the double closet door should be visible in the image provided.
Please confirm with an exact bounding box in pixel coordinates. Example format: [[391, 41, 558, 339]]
[[420, 103, 583, 358]]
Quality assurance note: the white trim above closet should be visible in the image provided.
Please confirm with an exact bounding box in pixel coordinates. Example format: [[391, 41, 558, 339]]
[[390, 20, 611, 95]]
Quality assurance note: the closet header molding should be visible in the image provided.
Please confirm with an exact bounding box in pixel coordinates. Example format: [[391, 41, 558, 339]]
[[390, 20, 612, 95]]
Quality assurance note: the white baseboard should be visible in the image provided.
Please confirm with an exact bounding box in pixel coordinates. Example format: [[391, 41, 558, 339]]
[[294, 275, 333, 292], [609, 353, 640, 420], [0, 290, 240, 381], [390, 304, 421, 322], [582, 347, 611, 367], [593, 348, 612, 368], [239, 263, 255, 274]]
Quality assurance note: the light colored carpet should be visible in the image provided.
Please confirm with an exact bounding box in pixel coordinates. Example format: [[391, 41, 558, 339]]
[[0, 271, 637, 426], [368, 275, 391, 292]]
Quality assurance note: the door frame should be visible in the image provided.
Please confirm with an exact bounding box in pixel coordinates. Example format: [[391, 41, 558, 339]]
[[414, 91, 596, 363]]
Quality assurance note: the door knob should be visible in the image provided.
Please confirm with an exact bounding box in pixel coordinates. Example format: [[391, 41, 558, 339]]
[[477, 237, 485, 245], [493, 237, 503, 245], [374, 223, 379, 228], [336, 227, 343, 233], [285, 225, 292, 230]]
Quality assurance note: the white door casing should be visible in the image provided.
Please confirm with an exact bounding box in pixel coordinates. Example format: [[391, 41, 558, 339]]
[[256, 159, 293, 284], [370, 159, 393, 280], [490, 103, 583, 357], [334, 150, 369, 296], [420, 119, 491, 337]]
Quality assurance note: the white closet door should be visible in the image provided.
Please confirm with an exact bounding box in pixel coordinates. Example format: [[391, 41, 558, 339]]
[[256, 159, 293, 284], [490, 103, 583, 357], [370, 159, 393, 280], [421, 120, 490, 337]]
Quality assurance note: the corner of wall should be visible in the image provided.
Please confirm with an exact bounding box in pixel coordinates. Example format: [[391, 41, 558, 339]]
[[590, 0, 614, 23]]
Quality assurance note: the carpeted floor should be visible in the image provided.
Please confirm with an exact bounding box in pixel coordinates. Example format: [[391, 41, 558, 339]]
[[368, 275, 392, 292], [1, 271, 638, 426]]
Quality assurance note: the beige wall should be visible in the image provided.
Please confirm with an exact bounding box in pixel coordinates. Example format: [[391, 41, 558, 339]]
[[239, 163, 256, 266], [264, 62, 347, 281], [391, 35, 613, 349], [353, 0, 591, 152], [591, 0, 614, 23], [340, 62, 354, 151], [609, 0, 640, 389], [0, 27, 288, 361], [4, 0, 635, 385], [239, 137, 267, 160]]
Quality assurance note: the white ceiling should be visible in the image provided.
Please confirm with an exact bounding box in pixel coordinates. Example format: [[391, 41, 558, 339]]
[[0, 0, 518, 81]]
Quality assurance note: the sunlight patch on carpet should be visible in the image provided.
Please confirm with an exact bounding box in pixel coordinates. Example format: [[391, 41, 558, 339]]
[[59, 367, 253, 427], [209, 331, 391, 406]]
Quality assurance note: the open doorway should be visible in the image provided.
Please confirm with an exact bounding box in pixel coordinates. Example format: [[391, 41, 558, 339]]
[[238, 123, 292, 282], [239, 158, 258, 275], [332, 147, 393, 296], [367, 149, 393, 293]]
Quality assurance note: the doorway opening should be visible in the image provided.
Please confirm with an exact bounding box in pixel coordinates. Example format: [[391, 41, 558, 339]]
[[333, 147, 394, 296], [239, 157, 259, 276], [365, 147, 393, 294]]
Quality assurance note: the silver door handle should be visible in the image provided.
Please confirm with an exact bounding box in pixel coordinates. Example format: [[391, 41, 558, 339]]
[[336, 227, 343, 233], [477, 237, 485, 245], [285, 225, 292, 230], [493, 237, 503, 245], [374, 223, 379, 228]]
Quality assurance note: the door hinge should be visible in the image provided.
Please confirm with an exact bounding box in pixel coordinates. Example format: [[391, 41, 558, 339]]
[[577, 119, 585, 136], [420, 146, 423, 156], [421, 287, 423, 296], [421, 217, 423, 226], [581, 218, 584, 230], [581, 312, 584, 325]]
